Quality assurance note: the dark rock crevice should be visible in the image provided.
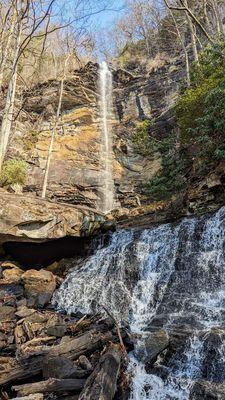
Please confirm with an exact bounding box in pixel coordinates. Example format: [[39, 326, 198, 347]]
[[2, 236, 95, 269]]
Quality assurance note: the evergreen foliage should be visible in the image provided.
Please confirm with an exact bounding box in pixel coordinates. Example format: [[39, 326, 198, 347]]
[[140, 41, 225, 200], [144, 138, 188, 199], [176, 41, 225, 173], [132, 120, 152, 156], [133, 120, 189, 199]]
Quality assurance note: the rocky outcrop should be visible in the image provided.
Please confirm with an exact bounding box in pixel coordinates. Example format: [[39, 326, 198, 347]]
[[2, 58, 223, 237], [5, 58, 183, 212], [113, 56, 183, 125], [0, 190, 108, 244]]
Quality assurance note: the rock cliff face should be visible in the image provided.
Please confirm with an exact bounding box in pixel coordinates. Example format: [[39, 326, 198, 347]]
[[6, 58, 182, 212], [3, 56, 225, 240]]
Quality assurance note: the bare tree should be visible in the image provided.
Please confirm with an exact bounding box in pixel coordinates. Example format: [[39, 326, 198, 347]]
[[0, 0, 120, 171], [0, 0, 24, 169], [0, 1, 18, 90], [41, 49, 70, 199], [0, 0, 59, 170], [165, 0, 214, 43], [211, 0, 224, 34], [164, 0, 190, 85]]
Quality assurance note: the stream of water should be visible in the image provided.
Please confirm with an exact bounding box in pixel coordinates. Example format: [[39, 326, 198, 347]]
[[54, 207, 225, 399], [99, 61, 114, 214]]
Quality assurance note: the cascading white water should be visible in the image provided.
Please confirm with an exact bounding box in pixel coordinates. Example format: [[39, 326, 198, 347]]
[[53, 207, 225, 399], [98, 61, 114, 214]]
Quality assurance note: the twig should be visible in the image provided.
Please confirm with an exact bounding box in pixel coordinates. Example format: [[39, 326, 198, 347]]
[[101, 305, 128, 360]]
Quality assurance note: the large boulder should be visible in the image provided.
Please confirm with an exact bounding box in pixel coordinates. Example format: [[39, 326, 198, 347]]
[[136, 329, 169, 364], [21, 269, 56, 307], [0, 262, 24, 284], [42, 356, 88, 379], [190, 381, 225, 399], [0, 191, 108, 244], [0, 306, 16, 322]]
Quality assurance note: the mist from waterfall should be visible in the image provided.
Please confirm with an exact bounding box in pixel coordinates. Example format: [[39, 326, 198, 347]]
[[98, 61, 114, 214], [54, 207, 225, 399]]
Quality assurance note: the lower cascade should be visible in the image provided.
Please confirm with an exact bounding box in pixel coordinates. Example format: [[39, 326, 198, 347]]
[[53, 207, 225, 399]]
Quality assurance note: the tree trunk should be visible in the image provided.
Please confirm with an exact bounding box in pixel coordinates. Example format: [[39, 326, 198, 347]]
[[0, 4, 17, 91], [211, 0, 224, 34], [0, 11, 22, 170], [78, 345, 121, 400], [203, 0, 211, 33], [183, 0, 199, 64], [169, 5, 190, 86], [13, 378, 85, 396], [0, 330, 114, 385], [11, 395, 43, 400], [41, 53, 70, 198]]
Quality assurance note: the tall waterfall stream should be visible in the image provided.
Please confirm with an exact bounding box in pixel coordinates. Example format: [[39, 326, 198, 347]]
[[99, 61, 114, 214], [53, 207, 225, 399]]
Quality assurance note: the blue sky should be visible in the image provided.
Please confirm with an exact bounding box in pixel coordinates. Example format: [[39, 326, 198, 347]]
[[90, 0, 126, 30], [55, 0, 126, 30]]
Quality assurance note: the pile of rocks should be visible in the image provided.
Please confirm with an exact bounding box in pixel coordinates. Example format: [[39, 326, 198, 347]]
[[0, 261, 129, 400]]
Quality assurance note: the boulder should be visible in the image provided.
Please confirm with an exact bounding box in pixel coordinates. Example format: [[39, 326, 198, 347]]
[[190, 381, 225, 399], [0, 306, 16, 322], [46, 324, 67, 337], [21, 269, 56, 307], [136, 329, 169, 364], [42, 356, 88, 379], [0, 332, 7, 349], [2, 266, 24, 283], [42, 356, 76, 379], [78, 355, 92, 371], [15, 306, 36, 318]]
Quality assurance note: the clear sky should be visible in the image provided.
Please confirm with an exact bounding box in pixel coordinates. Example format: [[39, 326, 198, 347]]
[[90, 0, 126, 30], [55, 0, 126, 30]]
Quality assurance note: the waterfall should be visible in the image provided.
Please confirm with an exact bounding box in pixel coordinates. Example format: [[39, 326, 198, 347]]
[[98, 61, 114, 214], [54, 207, 225, 399]]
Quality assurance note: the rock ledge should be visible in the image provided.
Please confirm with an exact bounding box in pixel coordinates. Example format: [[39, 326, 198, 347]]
[[0, 191, 108, 243]]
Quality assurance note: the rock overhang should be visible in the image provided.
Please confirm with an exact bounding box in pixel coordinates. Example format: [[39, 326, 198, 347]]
[[0, 190, 112, 245]]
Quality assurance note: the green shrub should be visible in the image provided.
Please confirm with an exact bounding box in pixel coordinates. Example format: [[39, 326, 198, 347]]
[[132, 120, 153, 156], [24, 130, 39, 151], [175, 40, 225, 175], [144, 151, 189, 199], [0, 158, 28, 186], [133, 120, 189, 199]]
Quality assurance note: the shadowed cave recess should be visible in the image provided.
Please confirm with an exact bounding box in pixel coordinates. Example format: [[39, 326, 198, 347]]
[[2, 235, 109, 269]]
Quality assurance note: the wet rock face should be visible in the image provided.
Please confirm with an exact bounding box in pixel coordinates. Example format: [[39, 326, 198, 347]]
[[136, 329, 169, 364], [190, 381, 225, 400], [54, 207, 225, 398], [3, 59, 221, 219]]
